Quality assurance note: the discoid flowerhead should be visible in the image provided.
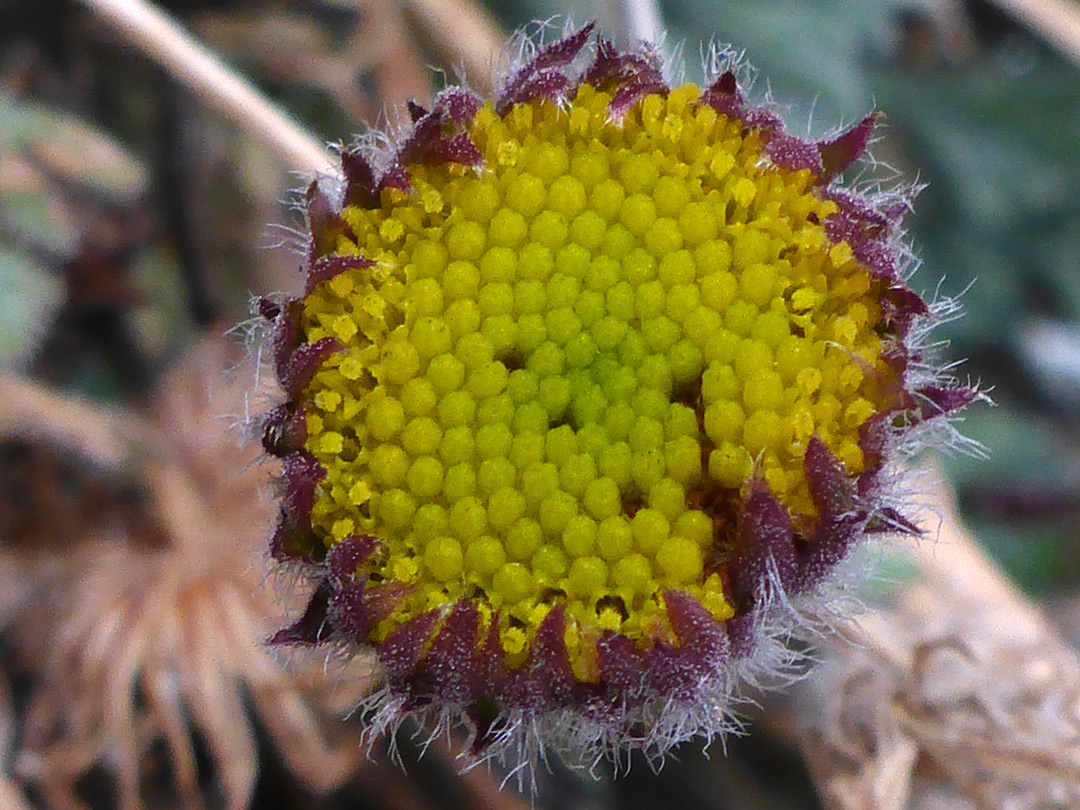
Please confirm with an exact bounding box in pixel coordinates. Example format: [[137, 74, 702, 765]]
[[257, 22, 979, 771]]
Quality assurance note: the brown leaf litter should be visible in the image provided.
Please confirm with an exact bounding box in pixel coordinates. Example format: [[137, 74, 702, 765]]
[[0, 335, 373, 810], [793, 465, 1080, 810]]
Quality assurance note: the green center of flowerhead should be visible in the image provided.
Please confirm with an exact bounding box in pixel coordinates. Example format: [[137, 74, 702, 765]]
[[298, 82, 892, 678]]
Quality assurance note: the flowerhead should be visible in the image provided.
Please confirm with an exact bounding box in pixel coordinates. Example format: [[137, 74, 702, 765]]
[[257, 22, 977, 769]]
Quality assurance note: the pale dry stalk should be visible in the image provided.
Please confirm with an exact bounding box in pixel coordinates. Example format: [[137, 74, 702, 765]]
[[400, 0, 505, 96], [796, 463, 1080, 809], [75, 0, 334, 174], [617, 0, 664, 45], [987, 0, 1080, 68], [0, 375, 147, 469], [352, 0, 434, 123]]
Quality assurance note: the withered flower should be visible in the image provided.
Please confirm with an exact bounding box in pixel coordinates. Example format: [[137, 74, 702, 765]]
[[4, 338, 369, 810]]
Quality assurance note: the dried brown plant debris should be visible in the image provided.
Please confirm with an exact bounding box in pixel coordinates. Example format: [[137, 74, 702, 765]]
[[1, 335, 373, 810], [793, 465, 1080, 810]]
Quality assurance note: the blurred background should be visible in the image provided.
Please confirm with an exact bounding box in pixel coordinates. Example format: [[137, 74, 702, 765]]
[[0, 0, 1078, 808]]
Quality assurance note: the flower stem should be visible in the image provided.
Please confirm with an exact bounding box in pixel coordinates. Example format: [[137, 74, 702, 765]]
[[76, 0, 334, 175]]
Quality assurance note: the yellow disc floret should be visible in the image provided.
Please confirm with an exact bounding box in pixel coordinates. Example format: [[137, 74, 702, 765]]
[[299, 82, 895, 673]]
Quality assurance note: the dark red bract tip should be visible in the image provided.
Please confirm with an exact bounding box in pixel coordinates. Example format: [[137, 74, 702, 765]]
[[531, 21, 596, 70], [397, 87, 485, 170], [725, 612, 757, 658], [306, 182, 351, 263], [734, 480, 797, 599], [379, 611, 441, 683], [406, 100, 428, 123], [434, 87, 482, 124], [264, 298, 303, 381], [341, 150, 381, 209], [478, 616, 508, 694], [597, 631, 647, 693], [583, 37, 628, 87], [646, 592, 729, 700], [269, 512, 315, 562], [326, 534, 379, 583], [609, 73, 669, 120], [818, 113, 880, 183], [261, 403, 307, 457], [496, 22, 596, 115], [804, 438, 855, 524], [380, 165, 412, 193], [269, 582, 332, 646], [280, 337, 345, 399], [701, 69, 786, 133], [502, 606, 575, 709], [765, 133, 824, 175], [882, 286, 931, 338], [824, 190, 901, 281], [915, 385, 979, 419], [701, 70, 743, 119], [331, 581, 411, 642], [257, 297, 281, 321], [282, 450, 326, 526], [866, 507, 921, 536], [306, 254, 376, 296], [399, 120, 483, 169], [797, 441, 866, 591], [666, 590, 729, 657], [414, 601, 485, 704], [583, 37, 667, 119]]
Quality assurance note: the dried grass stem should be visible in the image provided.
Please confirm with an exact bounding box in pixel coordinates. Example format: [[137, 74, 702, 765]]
[[988, 0, 1080, 67], [797, 464, 1080, 808], [76, 0, 333, 174]]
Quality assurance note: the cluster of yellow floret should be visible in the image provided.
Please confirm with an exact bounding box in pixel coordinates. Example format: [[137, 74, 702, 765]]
[[298, 82, 891, 672]]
